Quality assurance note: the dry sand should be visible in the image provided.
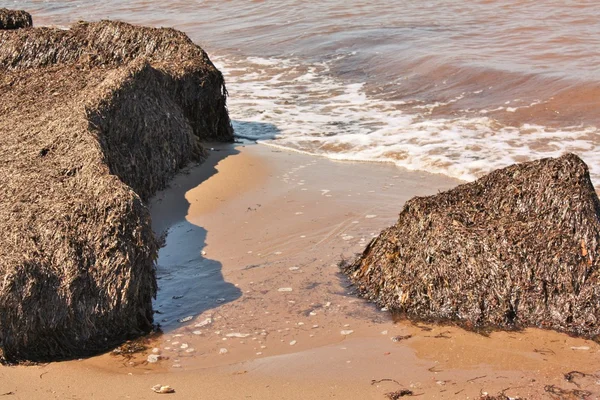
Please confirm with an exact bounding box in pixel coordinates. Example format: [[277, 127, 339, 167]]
[[2, 144, 599, 399]]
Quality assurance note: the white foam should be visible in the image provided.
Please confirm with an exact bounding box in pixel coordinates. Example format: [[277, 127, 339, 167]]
[[214, 55, 600, 185]]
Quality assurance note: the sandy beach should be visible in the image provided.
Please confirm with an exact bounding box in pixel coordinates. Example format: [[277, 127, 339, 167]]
[[1, 143, 598, 399]]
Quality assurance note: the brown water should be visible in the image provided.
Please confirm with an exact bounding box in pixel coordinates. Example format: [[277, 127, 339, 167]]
[[12, 0, 600, 181]]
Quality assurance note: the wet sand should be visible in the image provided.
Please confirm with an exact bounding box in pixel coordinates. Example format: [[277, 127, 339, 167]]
[[2, 144, 599, 399]]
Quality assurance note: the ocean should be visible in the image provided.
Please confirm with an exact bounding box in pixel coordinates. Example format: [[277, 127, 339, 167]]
[[10, 0, 600, 182]]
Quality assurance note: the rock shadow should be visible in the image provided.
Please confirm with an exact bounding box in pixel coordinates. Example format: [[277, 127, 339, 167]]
[[149, 145, 242, 331]]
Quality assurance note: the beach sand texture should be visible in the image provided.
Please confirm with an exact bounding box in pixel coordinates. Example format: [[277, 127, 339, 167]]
[[2, 144, 598, 399]]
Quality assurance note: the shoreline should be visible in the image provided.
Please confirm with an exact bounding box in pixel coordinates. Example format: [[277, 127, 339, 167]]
[[2, 143, 599, 399]]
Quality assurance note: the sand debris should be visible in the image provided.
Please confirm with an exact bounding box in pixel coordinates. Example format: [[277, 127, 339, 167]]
[[340, 330, 354, 336], [219, 348, 228, 355], [278, 288, 293, 292]]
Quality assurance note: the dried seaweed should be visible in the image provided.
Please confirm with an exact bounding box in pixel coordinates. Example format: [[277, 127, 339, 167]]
[[385, 390, 414, 399], [544, 385, 592, 399], [0, 9, 31, 30], [344, 154, 600, 338], [0, 17, 232, 362]]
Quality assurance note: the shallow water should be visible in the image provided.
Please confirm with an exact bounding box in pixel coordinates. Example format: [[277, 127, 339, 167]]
[[9, 0, 600, 182]]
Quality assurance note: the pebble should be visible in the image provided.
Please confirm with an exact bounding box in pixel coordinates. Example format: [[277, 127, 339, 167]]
[[256, 352, 263, 355], [381, 330, 388, 335], [172, 364, 181, 368], [152, 348, 160, 354], [289, 266, 300, 271], [309, 311, 317, 316], [365, 215, 377, 219], [341, 330, 354, 336], [278, 288, 293, 292], [178, 316, 193, 323], [219, 348, 228, 355], [180, 343, 188, 349], [312, 325, 319, 329], [289, 340, 297, 346], [192, 330, 202, 335], [185, 348, 195, 353]]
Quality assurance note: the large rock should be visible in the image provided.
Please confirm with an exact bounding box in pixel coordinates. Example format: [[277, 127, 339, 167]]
[[344, 154, 600, 338], [0, 9, 32, 30], [0, 16, 233, 362]]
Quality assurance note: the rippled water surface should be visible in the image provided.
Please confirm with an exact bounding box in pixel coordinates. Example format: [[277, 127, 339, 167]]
[[7, 0, 600, 181]]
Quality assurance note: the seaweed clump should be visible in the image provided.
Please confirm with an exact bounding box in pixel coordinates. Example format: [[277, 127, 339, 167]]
[[344, 154, 600, 338], [0, 15, 232, 362], [0, 8, 32, 30]]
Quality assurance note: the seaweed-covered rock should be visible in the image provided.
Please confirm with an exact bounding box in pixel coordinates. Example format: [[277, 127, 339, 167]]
[[0, 20, 232, 362], [0, 9, 32, 30], [345, 154, 600, 338]]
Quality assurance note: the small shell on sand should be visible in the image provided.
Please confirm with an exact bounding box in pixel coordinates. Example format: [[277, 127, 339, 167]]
[[278, 287, 293, 292], [289, 340, 297, 346], [152, 385, 175, 394], [194, 317, 212, 328], [571, 346, 590, 351], [226, 333, 251, 338], [147, 354, 161, 363]]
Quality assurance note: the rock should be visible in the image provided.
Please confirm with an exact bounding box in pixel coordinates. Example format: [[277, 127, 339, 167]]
[[278, 288, 293, 292], [289, 340, 297, 346], [219, 348, 228, 355], [0, 9, 32, 30], [0, 17, 233, 363], [151, 385, 175, 394], [340, 330, 354, 336], [344, 154, 600, 338]]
